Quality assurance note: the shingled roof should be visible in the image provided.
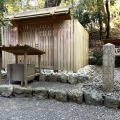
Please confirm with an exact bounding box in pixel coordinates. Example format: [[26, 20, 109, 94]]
[[4, 5, 72, 21]]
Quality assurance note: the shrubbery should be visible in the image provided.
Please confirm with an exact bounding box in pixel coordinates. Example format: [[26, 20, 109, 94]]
[[89, 49, 120, 67], [89, 49, 103, 66]]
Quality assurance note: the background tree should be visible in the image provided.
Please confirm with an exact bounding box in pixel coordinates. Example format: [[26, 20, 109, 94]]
[[105, 0, 110, 39], [44, 0, 62, 8], [72, 0, 113, 40], [5, 0, 69, 13], [0, 0, 6, 45], [0, 0, 6, 26], [5, 0, 45, 13]]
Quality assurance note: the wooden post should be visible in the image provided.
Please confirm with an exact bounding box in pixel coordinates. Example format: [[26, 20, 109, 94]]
[[54, 23, 58, 70], [38, 55, 41, 81], [15, 55, 18, 64], [0, 53, 2, 84], [24, 51, 27, 86], [8, 64, 12, 84]]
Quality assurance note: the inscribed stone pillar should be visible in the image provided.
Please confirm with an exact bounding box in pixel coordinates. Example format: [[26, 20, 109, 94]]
[[102, 43, 115, 92]]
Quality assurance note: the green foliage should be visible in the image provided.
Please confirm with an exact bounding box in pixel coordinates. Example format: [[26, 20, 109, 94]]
[[0, 29, 1, 46], [0, 0, 6, 46], [0, 0, 6, 26], [72, 5, 91, 27], [5, 0, 22, 13], [35, 0, 45, 9], [93, 50, 103, 66], [89, 48, 103, 66], [5, 0, 69, 13], [72, 0, 107, 28]]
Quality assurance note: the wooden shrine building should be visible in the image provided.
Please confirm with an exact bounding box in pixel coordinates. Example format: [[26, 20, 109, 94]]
[[1, 5, 89, 72]]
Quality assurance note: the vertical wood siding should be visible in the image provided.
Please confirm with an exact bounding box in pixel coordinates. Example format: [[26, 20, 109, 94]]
[[74, 19, 89, 71], [1, 19, 88, 72], [1, 26, 18, 67], [18, 24, 54, 68]]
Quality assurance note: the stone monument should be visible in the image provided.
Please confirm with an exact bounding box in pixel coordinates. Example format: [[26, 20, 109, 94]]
[[102, 43, 115, 92]]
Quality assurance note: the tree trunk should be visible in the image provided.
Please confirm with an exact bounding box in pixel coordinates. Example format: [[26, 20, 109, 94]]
[[98, 12, 103, 40], [0, 0, 6, 25], [44, 0, 61, 8], [105, 0, 110, 39], [97, 0, 103, 40]]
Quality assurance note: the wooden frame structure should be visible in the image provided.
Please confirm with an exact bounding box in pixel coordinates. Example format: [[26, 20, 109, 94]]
[[103, 40, 120, 46], [0, 45, 45, 86], [1, 5, 89, 72]]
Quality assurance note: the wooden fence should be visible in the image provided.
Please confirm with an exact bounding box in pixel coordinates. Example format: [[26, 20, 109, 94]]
[[1, 19, 89, 72]]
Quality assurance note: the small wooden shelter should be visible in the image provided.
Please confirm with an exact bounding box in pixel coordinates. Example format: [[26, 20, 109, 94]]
[[0, 45, 45, 86], [1, 5, 89, 72]]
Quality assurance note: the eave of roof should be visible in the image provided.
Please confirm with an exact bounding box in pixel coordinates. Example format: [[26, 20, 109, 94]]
[[4, 5, 72, 21], [0, 45, 45, 55]]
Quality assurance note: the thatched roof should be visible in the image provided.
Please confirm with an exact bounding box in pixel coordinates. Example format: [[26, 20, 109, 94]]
[[4, 5, 72, 21]]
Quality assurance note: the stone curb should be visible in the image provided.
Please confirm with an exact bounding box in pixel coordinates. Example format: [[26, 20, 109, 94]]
[[0, 84, 13, 97], [13, 85, 32, 98], [42, 74, 89, 85], [0, 84, 120, 109]]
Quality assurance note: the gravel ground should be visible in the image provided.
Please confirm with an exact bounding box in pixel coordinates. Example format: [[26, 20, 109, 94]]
[[1, 65, 120, 120], [0, 97, 120, 120]]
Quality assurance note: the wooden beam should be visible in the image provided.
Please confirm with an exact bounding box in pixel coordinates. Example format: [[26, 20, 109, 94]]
[[53, 23, 58, 70], [58, 13, 71, 20], [16, 14, 71, 26], [24, 51, 27, 86], [15, 55, 18, 64], [17, 17, 55, 25], [8, 64, 12, 84], [0, 53, 2, 84], [38, 55, 41, 81]]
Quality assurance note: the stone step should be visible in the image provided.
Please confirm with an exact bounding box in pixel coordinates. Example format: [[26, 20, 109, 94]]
[[13, 81, 83, 103], [0, 81, 120, 109], [38, 74, 88, 85]]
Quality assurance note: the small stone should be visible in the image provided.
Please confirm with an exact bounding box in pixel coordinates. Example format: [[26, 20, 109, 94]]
[[55, 90, 68, 102], [49, 75, 58, 82], [13, 85, 32, 97], [0, 85, 13, 97], [104, 95, 120, 108], [84, 89, 104, 106], [48, 89, 68, 102], [40, 74, 46, 81], [68, 75, 78, 84], [77, 75, 89, 83], [48, 89, 57, 99], [33, 87, 48, 99], [59, 75, 68, 83], [68, 89, 83, 104]]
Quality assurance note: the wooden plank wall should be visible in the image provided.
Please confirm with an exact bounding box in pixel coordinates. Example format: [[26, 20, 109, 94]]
[[1, 26, 18, 68], [18, 21, 74, 70], [74, 19, 89, 71], [1, 19, 89, 71], [18, 24, 54, 68], [56, 20, 74, 71]]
